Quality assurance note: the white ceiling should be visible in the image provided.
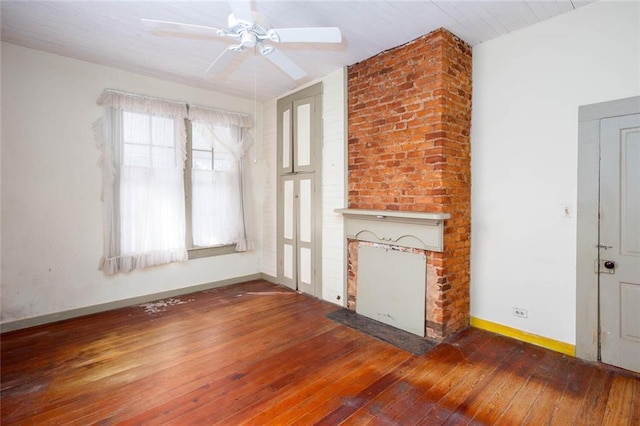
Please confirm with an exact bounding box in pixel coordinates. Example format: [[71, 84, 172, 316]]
[[1, 0, 595, 101]]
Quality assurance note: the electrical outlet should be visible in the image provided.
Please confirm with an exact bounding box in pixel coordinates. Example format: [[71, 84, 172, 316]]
[[513, 307, 528, 318]]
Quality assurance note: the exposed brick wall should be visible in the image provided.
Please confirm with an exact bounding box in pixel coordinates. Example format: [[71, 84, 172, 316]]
[[347, 28, 472, 339]]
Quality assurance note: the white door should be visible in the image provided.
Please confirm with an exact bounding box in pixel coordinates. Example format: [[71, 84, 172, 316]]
[[599, 113, 640, 373], [280, 174, 315, 296], [277, 84, 321, 297]]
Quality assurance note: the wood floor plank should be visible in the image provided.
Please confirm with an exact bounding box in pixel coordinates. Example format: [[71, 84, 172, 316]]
[[571, 366, 616, 426], [339, 342, 472, 425], [248, 350, 401, 425], [46, 298, 336, 424], [2, 280, 639, 426], [548, 358, 600, 425], [441, 340, 547, 425], [221, 333, 399, 425], [339, 328, 489, 425], [412, 335, 521, 425], [346, 328, 493, 425], [4, 285, 333, 424], [392, 334, 516, 424], [519, 353, 579, 425], [1, 282, 291, 378], [313, 354, 426, 425], [119, 327, 358, 425], [491, 349, 566, 425], [11, 318, 266, 416], [630, 376, 640, 425], [602, 375, 636, 423], [263, 346, 412, 425]]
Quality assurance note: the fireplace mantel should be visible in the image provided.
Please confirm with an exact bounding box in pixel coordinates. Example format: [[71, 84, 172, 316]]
[[335, 208, 450, 252]]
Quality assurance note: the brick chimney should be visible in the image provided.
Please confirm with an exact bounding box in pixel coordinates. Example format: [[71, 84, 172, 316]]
[[346, 28, 472, 339]]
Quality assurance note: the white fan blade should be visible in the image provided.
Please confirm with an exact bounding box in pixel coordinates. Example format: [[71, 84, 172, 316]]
[[141, 19, 221, 38], [264, 48, 306, 80], [271, 27, 342, 43], [229, 0, 254, 25], [206, 48, 238, 74]]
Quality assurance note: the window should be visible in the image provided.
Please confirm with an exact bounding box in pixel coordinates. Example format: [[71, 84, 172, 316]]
[[94, 90, 252, 274], [188, 121, 244, 248], [119, 111, 186, 262]]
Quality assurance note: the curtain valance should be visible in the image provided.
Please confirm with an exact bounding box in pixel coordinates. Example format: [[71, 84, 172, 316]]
[[96, 90, 254, 128], [188, 105, 253, 128], [97, 89, 188, 119]]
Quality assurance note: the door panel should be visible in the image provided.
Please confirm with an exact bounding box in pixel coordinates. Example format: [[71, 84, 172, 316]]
[[296, 175, 314, 295], [279, 105, 293, 174], [599, 114, 640, 373], [299, 178, 312, 243], [293, 97, 315, 173], [620, 282, 640, 341], [278, 174, 315, 296], [283, 243, 294, 281], [620, 128, 640, 255], [281, 176, 296, 288], [299, 247, 312, 291], [296, 103, 311, 167], [283, 179, 294, 240]]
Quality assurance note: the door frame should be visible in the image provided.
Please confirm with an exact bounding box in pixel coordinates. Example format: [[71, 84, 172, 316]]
[[576, 95, 640, 361]]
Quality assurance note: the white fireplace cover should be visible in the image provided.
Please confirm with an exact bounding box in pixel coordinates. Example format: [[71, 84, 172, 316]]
[[356, 244, 426, 336]]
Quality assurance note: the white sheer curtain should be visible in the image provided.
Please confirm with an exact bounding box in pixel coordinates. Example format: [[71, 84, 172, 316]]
[[94, 90, 188, 274], [188, 105, 253, 251]]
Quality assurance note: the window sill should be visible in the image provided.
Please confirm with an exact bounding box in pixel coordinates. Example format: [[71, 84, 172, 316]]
[[188, 244, 236, 260]]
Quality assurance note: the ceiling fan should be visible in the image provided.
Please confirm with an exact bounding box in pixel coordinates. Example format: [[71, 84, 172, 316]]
[[141, 0, 342, 80]]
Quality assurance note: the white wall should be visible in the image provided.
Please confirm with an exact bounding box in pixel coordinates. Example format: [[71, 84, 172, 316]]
[[471, 0, 640, 344], [320, 68, 347, 304], [260, 98, 278, 278], [1, 42, 263, 325], [261, 68, 347, 304]]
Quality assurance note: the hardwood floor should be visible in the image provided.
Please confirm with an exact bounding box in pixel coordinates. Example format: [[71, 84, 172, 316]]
[[1, 280, 638, 425]]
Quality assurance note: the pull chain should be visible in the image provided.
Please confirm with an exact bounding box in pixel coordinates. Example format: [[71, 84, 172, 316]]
[[253, 49, 258, 163]]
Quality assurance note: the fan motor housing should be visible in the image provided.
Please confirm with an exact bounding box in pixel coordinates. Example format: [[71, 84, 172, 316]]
[[228, 12, 270, 37]]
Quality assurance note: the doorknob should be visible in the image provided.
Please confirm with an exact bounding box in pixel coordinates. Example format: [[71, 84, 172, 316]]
[[596, 259, 616, 274]]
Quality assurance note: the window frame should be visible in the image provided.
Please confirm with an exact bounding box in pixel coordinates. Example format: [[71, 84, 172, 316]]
[[183, 118, 237, 259]]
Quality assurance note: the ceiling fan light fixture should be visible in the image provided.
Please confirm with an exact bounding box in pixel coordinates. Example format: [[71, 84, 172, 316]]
[[228, 43, 245, 52], [259, 43, 274, 56], [265, 29, 280, 43]]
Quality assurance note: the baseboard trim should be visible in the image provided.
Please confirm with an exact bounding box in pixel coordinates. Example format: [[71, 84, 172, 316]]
[[470, 317, 576, 357], [260, 272, 278, 284], [1, 273, 263, 333]]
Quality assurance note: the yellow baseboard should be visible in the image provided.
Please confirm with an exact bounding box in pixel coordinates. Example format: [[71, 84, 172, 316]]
[[470, 317, 575, 357]]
